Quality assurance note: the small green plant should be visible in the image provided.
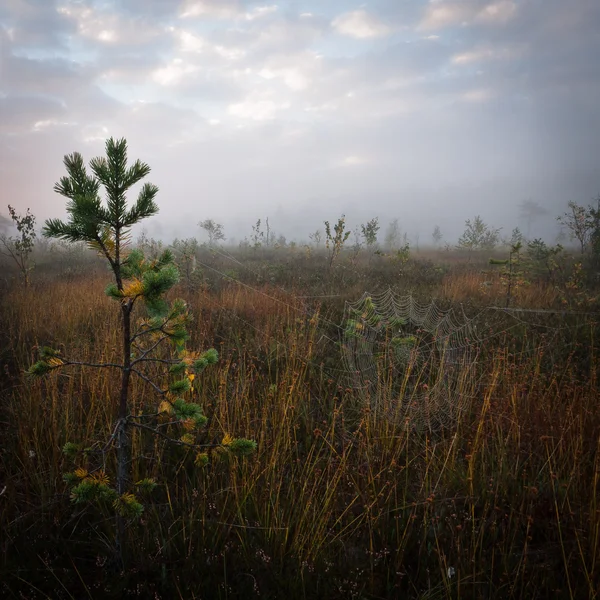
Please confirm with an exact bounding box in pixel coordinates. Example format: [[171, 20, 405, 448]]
[[509, 226, 524, 247], [136, 228, 164, 258], [172, 237, 201, 290], [324, 214, 351, 268], [0, 205, 37, 285], [309, 229, 322, 248], [251, 219, 265, 249], [526, 238, 564, 284], [361, 217, 380, 249], [29, 138, 255, 564], [199, 218, 226, 246], [350, 226, 363, 265], [490, 241, 524, 307], [457, 215, 501, 256], [391, 242, 411, 266], [557, 201, 593, 254], [384, 218, 401, 250]]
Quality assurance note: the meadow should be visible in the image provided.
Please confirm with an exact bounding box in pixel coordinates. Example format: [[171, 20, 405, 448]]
[[1, 245, 599, 599]]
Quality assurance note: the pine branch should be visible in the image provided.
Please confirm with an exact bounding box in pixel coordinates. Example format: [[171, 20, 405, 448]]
[[63, 360, 124, 369], [128, 421, 217, 449], [123, 183, 159, 227], [131, 369, 167, 396]]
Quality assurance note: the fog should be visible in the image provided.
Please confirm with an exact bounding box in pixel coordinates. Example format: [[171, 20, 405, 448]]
[[1, 0, 599, 244]]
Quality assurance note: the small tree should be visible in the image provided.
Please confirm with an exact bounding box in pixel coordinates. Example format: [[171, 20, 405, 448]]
[[324, 214, 351, 268], [510, 227, 524, 247], [199, 219, 226, 246], [457, 215, 500, 256], [519, 199, 549, 239], [136, 228, 164, 258], [489, 241, 523, 307], [350, 226, 363, 265], [589, 197, 600, 261], [172, 237, 201, 289], [432, 225, 442, 247], [384, 218, 400, 250], [30, 138, 255, 564], [526, 239, 564, 284], [0, 205, 37, 285], [361, 217, 380, 249], [265, 217, 276, 247], [251, 219, 265, 250], [309, 229, 322, 248], [557, 201, 593, 254]]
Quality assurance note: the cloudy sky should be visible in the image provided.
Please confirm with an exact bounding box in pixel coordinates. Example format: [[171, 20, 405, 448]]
[[1, 0, 599, 242]]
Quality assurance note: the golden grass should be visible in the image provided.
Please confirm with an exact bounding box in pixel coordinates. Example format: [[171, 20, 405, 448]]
[[1, 265, 599, 599]]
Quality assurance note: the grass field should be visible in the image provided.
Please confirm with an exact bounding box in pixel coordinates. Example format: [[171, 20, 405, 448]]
[[1, 247, 599, 599]]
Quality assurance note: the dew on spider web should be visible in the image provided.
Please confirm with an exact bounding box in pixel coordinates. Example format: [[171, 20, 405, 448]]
[[339, 289, 574, 431]]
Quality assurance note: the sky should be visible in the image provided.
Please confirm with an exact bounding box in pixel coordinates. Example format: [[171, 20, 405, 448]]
[[1, 0, 599, 243]]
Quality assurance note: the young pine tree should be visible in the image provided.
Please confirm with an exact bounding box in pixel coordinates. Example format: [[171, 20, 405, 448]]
[[29, 138, 255, 563]]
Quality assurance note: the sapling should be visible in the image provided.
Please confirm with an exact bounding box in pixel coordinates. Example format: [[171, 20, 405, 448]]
[[309, 229, 322, 248], [28, 138, 255, 564], [324, 214, 351, 268], [361, 217, 380, 262], [0, 205, 37, 285], [489, 241, 523, 307], [198, 219, 226, 246]]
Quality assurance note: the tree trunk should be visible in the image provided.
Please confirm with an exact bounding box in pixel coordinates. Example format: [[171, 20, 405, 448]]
[[115, 300, 132, 567]]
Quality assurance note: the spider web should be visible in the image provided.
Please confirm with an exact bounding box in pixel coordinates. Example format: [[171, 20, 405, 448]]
[[340, 289, 593, 431]]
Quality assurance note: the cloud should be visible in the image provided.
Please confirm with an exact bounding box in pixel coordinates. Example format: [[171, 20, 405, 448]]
[[337, 155, 370, 167], [419, 1, 517, 31], [332, 9, 391, 39], [461, 88, 494, 103], [0, 0, 74, 49], [245, 5, 278, 21], [152, 58, 200, 86], [1, 0, 599, 242], [56, 2, 164, 47], [419, 2, 472, 30], [228, 91, 291, 120], [180, 0, 243, 19], [451, 45, 522, 65], [476, 1, 517, 24]]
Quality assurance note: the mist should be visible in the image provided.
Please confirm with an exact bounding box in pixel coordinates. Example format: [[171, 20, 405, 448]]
[[1, 0, 599, 245]]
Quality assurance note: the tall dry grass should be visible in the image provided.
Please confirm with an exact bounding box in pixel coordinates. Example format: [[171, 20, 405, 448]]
[[1, 266, 599, 599]]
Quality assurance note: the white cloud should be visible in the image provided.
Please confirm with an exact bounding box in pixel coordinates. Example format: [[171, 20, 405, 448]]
[[32, 119, 74, 132], [256, 52, 320, 91], [228, 92, 291, 120], [175, 29, 206, 53], [82, 124, 110, 142], [180, 0, 241, 19], [258, 66, 309, 91], [246, 5, 278, 21], [339, 155, 369, 166], [332, 10, 391, 39], [461, 88, 494, 103], [152, 58, 199, 86], [476, 1, 517, 24], [57, 2, 161, 45], [452, 45, 521, 65], [419, 3, 471, 31], [420, 0, 517, 31]]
